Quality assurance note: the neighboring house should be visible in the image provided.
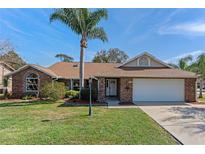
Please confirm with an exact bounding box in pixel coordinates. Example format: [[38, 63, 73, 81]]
[[197, 79, 205, 89], [0, 61, 15, 93], [6, 52, 197, 104]]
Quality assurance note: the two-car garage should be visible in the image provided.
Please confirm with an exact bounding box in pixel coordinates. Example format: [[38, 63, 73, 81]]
[[132, 79, 185, 103]]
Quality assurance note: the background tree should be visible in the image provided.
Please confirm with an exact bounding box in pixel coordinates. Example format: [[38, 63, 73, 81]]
[[189, 54, 205, 98], [55, 53, 74, 62], [92, 50, 108, 63], [92, 48, 129, 63], [0, 39, 14, 56], [0, 51, 26, 70], [178, 55, 193, 70], [50, 9, 108, 98], [0, 39, 26, 69], [167, 63, 179, 68]]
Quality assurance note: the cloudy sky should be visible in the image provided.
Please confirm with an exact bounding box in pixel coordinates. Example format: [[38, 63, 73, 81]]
[[0, 8, 205, 66]]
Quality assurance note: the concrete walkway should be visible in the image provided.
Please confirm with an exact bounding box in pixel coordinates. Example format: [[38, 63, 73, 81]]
[[139, 104, 205, 145]]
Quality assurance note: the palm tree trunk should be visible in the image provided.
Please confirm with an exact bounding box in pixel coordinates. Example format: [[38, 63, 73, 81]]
[[199, 78, 203, 98], [79, 46, 84, 99]]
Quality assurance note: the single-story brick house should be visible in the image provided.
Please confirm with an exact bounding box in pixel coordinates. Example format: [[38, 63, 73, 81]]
[[6, 52, 197, 104]]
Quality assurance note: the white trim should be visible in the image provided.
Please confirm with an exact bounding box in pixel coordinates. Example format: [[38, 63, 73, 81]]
[[118, 51, 173, 68], [25, 72, 39, 93], [137, 56, 150, 67]]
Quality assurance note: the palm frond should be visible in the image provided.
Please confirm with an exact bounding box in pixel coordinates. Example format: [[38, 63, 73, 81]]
[[50, 8, 108, 43], [50, 9, 82, 35], [87, 27, 108, 42], [87, 9, 108, 30]]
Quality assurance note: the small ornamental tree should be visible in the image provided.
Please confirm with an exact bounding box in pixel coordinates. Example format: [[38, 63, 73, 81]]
[[41, 81, 66, 101]]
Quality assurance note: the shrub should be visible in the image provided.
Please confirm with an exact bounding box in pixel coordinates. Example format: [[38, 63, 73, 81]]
[[41, 82, 66, 101], [22, 94, 33, 100], [80, 88, 98, 101], [65, 90, 79, 99]]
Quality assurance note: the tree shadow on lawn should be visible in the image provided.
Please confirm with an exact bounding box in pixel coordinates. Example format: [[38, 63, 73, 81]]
[[0, 100, 54, 108]]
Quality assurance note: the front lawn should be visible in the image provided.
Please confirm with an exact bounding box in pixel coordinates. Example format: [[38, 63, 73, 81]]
[[198, 97, 205, 103], [0, 100, 176, 144]]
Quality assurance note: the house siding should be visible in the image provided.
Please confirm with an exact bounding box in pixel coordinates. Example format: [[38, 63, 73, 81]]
[[12, 67, 52, 98], [185, 78, 196, 102]]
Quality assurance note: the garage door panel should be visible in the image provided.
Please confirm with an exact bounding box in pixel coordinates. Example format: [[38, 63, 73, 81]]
[[133, 79, 184, 102]]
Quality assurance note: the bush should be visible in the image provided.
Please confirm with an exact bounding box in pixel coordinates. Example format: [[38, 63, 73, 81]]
[[65, 90, 79, 99], [22, 94, 33, 100], [80, 88, 98, 101], [41, 82, 66, 101]]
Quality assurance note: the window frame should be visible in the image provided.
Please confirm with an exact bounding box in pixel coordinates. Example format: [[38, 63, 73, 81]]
[[72, 79, 80, 91], [137, 56, 150, 67], [25, 73, 39, 92]]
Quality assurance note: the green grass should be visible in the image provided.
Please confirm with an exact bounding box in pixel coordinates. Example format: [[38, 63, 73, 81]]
[[198, 97, 205, 103], [0, 100, 176, 145]]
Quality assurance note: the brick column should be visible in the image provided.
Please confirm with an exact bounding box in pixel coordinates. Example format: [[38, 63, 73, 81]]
[[98, 77, 106, 102], [120, 78, 133, 103], [185, 78, 196, 102]]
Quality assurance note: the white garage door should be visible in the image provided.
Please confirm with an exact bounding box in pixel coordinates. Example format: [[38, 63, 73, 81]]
[[133, 79, 184, 102]]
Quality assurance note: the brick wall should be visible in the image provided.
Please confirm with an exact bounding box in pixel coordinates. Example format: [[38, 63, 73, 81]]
[[98, 77, 105, 102], [185, 78, 196, 102], [12, 67, 52, 98], [119, 78, 132, 103]]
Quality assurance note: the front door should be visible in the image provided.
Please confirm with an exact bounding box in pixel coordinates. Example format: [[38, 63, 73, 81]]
[[106, 79, 117, 96]]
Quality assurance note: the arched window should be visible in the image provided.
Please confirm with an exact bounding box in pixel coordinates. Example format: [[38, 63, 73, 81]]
[[26, 73, 39, 92], [138, 57, 149, 66]]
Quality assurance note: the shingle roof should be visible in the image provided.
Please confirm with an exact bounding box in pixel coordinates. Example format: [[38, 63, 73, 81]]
[[6, 61, 197, 79], [6, 64, 58, 78], [48, 62, 197, 79], [30, 64, 58, 77], [48, 62, 120, 79]]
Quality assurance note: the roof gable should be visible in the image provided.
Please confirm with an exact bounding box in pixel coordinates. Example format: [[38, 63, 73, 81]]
[[5, 64, 58, 78], [118, 52, 173, 68], [0, 61, 15, 71]]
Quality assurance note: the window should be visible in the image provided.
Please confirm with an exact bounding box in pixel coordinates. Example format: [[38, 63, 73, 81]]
[[26, 73, 39, 92], [138, 57, 149, 66], [73, 79, 80, 91]]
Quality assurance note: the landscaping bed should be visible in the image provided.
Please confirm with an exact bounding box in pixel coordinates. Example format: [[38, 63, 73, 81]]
[[63, 98, 107, 106], [197, 97, 205, 104]]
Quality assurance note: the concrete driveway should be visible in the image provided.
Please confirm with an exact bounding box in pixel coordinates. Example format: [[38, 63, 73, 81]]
[[139, 104, 205, 145]]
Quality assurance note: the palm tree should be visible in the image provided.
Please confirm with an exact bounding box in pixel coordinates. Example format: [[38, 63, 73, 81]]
[[50, 9, 108, 97], [189, 54, 205, 98], [55, 53, 74, 62], [178, 55, 193, 70]]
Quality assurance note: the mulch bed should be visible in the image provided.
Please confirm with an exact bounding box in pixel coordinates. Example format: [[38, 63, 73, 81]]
[[63, 98, 107, 106], [191, 101, 205, 105], [118, 102, 135, 106], [0, 98, 40, 103]]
